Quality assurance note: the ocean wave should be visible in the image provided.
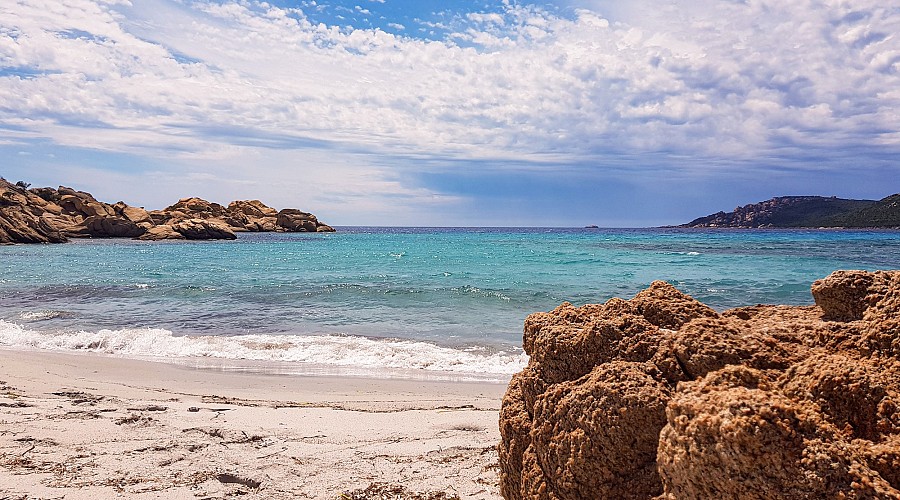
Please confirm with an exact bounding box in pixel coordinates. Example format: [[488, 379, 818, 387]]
[[452, 285, 513, 302], [0, 320, 526, 381]]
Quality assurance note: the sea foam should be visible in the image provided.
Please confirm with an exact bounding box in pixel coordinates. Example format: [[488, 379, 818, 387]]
[[0, 320, 526, 381], [17, 310, 71, 321]]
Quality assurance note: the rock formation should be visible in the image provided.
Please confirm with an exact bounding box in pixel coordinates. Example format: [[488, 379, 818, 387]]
[[0, 180, 67, 244], [0, 178, 334, 244], [147, 198, 334, 234], [499, 270, 900, 499], [138, 219, 238, 241]]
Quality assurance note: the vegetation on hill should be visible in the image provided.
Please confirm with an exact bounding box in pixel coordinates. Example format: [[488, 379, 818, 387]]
[[823, 194, 900, 228]]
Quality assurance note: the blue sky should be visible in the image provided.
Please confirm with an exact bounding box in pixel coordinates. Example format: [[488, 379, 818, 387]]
[[1, 0, 898, 226]]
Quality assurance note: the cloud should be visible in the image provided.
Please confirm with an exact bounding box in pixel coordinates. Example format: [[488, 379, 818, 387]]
[[0, 0, 898, 224]]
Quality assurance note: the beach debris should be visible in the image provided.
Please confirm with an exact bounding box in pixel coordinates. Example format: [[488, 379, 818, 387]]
[[126, 405, 168, 412], [57, 410, 102, 420], [182, 427, 264, 444], [435, 404, 476, 412], [499, 270, 900, 499], [0, 401, 32, 408], [184, 404, 234, 414], [115, 413, 155, 426], [446, 424, 485, 432], [202, 394, 262, 406], [50, 391, 104, 405], [215, 472, 261, 489], [341, 482, 460, 500]]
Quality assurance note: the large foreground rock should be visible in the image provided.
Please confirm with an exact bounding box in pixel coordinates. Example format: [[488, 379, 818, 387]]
[[499, 270, 900, 499]]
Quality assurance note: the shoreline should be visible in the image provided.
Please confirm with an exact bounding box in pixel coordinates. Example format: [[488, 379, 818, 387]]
[[0, 348, 506, 498]]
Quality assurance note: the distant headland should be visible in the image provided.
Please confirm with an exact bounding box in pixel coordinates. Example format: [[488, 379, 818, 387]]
[[0, 178, 334, 244], [678, 194, 900, 229]]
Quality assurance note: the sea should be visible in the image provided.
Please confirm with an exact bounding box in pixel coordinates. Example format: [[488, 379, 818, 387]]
[[1, 227, 898, 382]]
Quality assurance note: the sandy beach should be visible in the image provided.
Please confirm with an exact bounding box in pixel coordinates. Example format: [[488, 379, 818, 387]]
[[0, 348, 506, 499]]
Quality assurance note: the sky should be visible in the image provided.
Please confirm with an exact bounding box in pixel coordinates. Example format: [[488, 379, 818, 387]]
[[1, 0, 898, 226]]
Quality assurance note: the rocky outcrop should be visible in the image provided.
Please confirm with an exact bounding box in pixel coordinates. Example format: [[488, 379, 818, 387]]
[[0, 179, 67, 244], [137, 219, 238, 241], [137, 224, 185, 241], [679, 194, 900, 228], [150, 198, 334, 235], [4, 182, 154, 240], [499, 270, 900, 499], [228, 200, 278, 231], [0, 178, 334, 243], [77, 215, 145, 238], [276, 208, 323, 232], [171, 218, 236, 240]]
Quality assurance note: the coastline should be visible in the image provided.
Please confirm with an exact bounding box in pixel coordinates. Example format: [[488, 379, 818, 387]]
[[0, 348, 506, 499]]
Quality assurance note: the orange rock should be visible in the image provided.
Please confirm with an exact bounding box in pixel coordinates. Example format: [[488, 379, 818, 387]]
[[499, 271, 900, 499], [171, 218, 236, 240], [1, 181, 334, 243], [0, 179, 67, 243], [137, 225, 184, 241]]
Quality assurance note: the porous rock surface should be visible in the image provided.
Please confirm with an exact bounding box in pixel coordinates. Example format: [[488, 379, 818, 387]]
[[0, 178, 334, 243], [499, 270, 900, 499]]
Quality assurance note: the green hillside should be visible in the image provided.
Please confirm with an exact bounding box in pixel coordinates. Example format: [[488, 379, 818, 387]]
[[824, 194, 900, 227], [764, 198, 876, 227]]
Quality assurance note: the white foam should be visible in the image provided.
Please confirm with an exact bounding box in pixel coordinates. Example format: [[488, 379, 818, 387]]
[[18, 310, 67, 321], [0, 320, 526, 381]]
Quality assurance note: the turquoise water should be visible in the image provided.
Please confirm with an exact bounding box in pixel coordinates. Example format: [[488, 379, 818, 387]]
[[1, 228, 898, 380]]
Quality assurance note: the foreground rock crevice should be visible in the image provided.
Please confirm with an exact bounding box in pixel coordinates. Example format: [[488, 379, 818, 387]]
[[499, 270, 900, 499], [0, 179, 334, 243]]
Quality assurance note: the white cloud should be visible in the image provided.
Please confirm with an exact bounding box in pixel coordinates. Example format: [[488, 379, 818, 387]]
[[467, 12, 505, 25], [0, 0, 898, 220]]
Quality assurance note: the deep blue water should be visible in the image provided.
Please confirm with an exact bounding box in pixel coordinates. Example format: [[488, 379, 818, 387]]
[[1, 227, 898, 380]]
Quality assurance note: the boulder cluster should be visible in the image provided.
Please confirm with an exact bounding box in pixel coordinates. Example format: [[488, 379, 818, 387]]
[[499, 270, 900, 499], [0, 178, 334, 244]]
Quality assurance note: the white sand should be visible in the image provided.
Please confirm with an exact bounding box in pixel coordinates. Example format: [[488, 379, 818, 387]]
[[0, 348, 507, 499]]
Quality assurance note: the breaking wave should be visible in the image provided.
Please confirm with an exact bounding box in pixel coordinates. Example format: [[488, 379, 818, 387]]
[[0, 320, 525, 382]]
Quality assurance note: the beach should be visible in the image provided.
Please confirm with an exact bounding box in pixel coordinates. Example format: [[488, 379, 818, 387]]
[[2, 230, 899, 498], [0, 348, 506, 499]]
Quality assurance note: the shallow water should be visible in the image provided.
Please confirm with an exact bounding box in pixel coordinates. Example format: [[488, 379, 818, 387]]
[[1, 227, 898, 380]]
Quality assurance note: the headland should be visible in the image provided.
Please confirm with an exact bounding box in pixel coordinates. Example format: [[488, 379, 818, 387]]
[[679, 194, 900, 228]]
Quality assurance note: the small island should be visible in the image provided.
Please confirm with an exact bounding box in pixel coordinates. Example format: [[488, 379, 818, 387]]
[[0, 178, 334, 245], [679, 194, 900, 228]]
